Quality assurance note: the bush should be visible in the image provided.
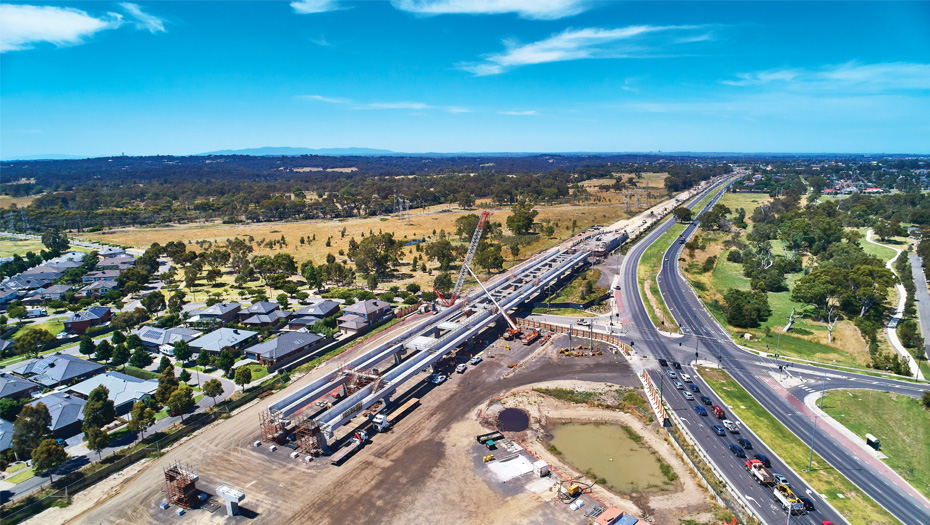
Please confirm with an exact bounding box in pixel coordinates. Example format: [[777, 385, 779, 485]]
[[723, 288, 771, 328], [726, 250, 743, 263], [701, 255, 717, 273]]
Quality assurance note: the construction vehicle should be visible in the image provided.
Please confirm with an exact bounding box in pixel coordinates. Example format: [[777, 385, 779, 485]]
[[744, 459, 775, 485], [566, 483, 583, 497], [521, 328, 540, 345], [371, 398, 420, 432], [773, 483, 806, 514], [436, 211, 490, 306], [463, 263, 522, 341], [329, 431, 368, 465]]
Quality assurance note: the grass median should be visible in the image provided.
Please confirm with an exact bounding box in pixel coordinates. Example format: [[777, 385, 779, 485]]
[[697, 366, 898, 524], [821, 389, 930, 500], [638, 223, 686, 331]]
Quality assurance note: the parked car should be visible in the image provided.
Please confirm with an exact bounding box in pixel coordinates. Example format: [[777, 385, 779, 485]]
[[694, 405, 707, 416], [430, 374, 447, 384], [711, 425, 726, 436], [683, 391, 694, 400], [469, 355, 483, 365], [728, 444, 746, 458], [689, 384, 700, 393], [737, 438, 753, 450], [773, 473, 790, 487], [701, 395, 712, 405], [56, 438, 67, 447], [455, 364, 467, 374], [753, 454, 771, 468], [658, 358, 668, 367], [672, 361, 682, 369]]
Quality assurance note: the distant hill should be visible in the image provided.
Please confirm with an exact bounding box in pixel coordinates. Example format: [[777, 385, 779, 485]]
[[2, 154, 88, 161], [199, 146, 399, 157]]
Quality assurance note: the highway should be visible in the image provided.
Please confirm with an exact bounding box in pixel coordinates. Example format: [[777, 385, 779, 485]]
[[619, 177, 930, 524]]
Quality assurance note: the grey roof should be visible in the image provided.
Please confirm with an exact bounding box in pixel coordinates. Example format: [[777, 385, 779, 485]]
[[295, 300, 340, 318], [43, 259, 83, 270], [0, 418, 13, 452], [247, 332, 323, 361], [189, 327, 257, 352], [241, 301, 279, 315], [28, 392, 85, 432], [13, 354, 104, 387], [242, 310, 291, 325], [343, 299, 391, 316], [288, 315, 322, 327], [131, 326, 201, 346], [41, 284, 73, 295], [84, 270, 120, 280], [0, 339, 11, 354], [0, 287, 17, 299], [66, 306, 111, 323], [80, 280, 117, 291], [4, 276, 51, 290], [192, 302, 241, 317], [337, 314, 369, 330], [68, 372, 157, 408], [99, 247, 125, 255], [0, 373, 37, 399], [22, 266, 65, 277]]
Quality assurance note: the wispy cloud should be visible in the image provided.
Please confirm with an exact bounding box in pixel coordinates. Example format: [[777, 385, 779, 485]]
[[0, 4, 121, 52], [311, 34, 333, 46], [298, 94, 471, 113], [459, 25, 715, 76], [390, 0, 592, 20], [499, 110, 536, 116], [724, 62, 930, 93], [0, 3, 168, 53], [291, 0, 344, 14], [118, 2, 166, 33]]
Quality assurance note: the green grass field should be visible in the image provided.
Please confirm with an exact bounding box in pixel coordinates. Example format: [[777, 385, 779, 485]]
[[14, 320, 65, 338], [5, 466, 35, 484], [530, 307, 595, 317], [0, 238, 45, 258], [822, 389, 930, 499], [859, 232, 899, 263], [638, 223, 686, 330], [698, 367, 898, 524]]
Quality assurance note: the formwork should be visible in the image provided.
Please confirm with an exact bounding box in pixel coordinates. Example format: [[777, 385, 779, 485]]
[[164, 463, 199, 508], [259, 409, 286, 443], [293, 415, 326, 456]]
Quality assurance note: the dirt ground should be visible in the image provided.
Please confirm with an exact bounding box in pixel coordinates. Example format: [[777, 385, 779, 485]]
[[489, 383, 718, 524], [41, 330, 668, 525]]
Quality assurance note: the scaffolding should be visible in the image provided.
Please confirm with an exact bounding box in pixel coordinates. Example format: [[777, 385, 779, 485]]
[[293, 415, 326, 456], [259, 409, 287, 443], [344, 368, 381, 396], [164, 463, 199, 508]]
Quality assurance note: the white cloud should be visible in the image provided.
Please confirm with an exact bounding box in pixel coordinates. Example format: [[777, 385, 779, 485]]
[[291, 0, 343, 14], [0, 4, 121, 52], [391, 0, 591, 20], [499, 110, 536, 115], [299, 94, 470, 113], [459, 25, 714, 76], [118, 2, 166, 33], [723, 62, 930, 92]]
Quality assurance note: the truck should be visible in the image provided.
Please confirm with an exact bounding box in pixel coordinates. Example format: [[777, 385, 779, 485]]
[[744, 459, 774, 485], [371, 398, 420, 432], [722, 419, 739, 433], [773, 483, 805, 514], [330, 431, 368, 465], [711, 405, 725, 418], [521, 328, 540, 345]]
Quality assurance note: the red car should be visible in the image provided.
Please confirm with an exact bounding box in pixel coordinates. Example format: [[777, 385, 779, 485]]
[[711, 405, 725, 418], [822, 522, 835, 525]]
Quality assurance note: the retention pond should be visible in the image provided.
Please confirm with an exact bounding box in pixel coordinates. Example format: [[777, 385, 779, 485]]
[[549, 423, 674, 494]]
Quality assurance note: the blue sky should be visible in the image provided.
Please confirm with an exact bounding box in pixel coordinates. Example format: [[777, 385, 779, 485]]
[[1, 0, 929, 157]]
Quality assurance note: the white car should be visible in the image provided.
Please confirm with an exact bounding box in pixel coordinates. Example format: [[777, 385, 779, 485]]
[[430, 374, 447, 384], [576, 319, 590, 326], [469, 356, 483, 365], [455, 364, 467, 374], [681, 373, 692, 383]]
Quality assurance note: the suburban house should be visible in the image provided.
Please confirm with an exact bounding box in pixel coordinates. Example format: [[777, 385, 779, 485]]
[[13, 354, 104, 388], [21, 266, 65, 281], [0, 372, 39, 400], [131, 326, 202, 353], [98, 247, 125, 257], [286, 315, 322, 331], [3, 276, 51, 291], [189, 327, 257, 355], [68, 372, 158, 415], [28, 392, 85, 438], [188, 302, 241, 325], [244, 332, 326, 370], [64, 306, 112, 335], [97, 256, 136, 270], [0, 339, 12, 355], [82, 270, 121, 283], [337, 299, 392, 335], [237, 301, 280, 322], [0, 287, 18, 305], [242, 310, 291, 328], [295, 299, 340, 318], [0, 419, 13, 454], [35, 284, 73, 302], [75, 279, 118, 299]]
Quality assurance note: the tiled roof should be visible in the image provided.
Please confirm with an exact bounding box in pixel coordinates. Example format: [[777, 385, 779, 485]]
[[68, 372, 158, 408], [28, 392, 86, 432], [189, 327, 257, 352], [295, 300, 340, 318], [247, 332, 324, 360], [0, 373, 37, 399], [13, 354, 104, 387]]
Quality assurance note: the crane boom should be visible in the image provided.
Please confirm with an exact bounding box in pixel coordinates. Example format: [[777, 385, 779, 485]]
[[464, 264, 520, 333], [450, 211, 490, 303]]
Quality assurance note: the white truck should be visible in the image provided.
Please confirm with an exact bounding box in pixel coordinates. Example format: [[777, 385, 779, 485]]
[[372, 398, 420, 432], [773, 484, 805, 514]]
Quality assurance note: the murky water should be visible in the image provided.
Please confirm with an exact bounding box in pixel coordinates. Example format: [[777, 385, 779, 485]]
[[549, 423, 673, 493]]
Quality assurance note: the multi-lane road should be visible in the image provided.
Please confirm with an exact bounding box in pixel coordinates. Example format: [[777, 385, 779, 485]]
[[613, 176, 930, 524]]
